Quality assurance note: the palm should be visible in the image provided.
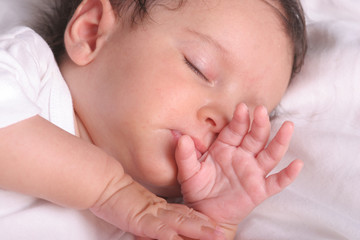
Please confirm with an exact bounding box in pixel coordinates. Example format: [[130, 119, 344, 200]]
[[183, 143, 268, 223], [175, 104, 303, 225]]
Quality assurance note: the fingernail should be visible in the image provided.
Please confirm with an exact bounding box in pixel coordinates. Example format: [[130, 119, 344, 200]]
[[260, 105, 268, 115], [238, 103, 248, 113]]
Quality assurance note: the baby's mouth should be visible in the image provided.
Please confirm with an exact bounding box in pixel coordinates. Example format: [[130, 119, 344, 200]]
[[171, 130, 206, 159]]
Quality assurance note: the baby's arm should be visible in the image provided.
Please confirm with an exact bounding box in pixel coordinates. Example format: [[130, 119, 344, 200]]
[[175, 104, 303, 239], [0, 115, 222, 240]]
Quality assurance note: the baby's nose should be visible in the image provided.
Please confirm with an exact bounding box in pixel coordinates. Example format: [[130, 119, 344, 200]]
[[197, 104, 232, 134]]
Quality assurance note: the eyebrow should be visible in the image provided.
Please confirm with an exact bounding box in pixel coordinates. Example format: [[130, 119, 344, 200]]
[[185, 28, 229, 56]]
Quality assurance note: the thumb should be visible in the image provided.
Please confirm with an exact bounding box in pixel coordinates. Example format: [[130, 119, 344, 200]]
[[175, 135, 201, 184]]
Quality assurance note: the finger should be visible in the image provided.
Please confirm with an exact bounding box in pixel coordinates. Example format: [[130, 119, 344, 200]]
[[216, 103, 250, 147], [138, 213, 183, 240], [265, 159, 303, 196], [175, 135, 201, 183], [256, 121, 294, 174], [240, 105, 271, 155], [165, 204, 213, 223], [135, 237, 152, 240], [157, 208, 225, 240]]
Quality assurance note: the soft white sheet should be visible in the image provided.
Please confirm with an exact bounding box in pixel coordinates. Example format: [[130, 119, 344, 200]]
[[237, 0, 360, 238], [1, 0, 359, 239]]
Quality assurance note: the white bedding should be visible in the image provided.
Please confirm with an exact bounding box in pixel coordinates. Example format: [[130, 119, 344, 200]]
[[1, 0, 360, 239], [238, 1, 360, 239]]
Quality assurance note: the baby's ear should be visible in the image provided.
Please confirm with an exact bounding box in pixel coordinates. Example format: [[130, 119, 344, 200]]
[[64, 0, 116, 66]]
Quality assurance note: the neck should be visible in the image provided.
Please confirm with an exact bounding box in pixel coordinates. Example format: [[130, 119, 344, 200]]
[[74, 112, 94, 144]]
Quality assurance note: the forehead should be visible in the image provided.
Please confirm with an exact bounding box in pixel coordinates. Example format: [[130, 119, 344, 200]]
[[147, 0, 291, 53], [119, 0, 293, 110], [149, 0, 288, 29], [148, 0, 293, 73]]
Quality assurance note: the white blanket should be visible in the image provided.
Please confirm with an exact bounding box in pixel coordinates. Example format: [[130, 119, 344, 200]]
[[1, 0, 360, 239], [237, 0, 360, 239]]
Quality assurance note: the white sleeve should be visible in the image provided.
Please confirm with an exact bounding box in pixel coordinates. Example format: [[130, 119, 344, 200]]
[[0, 28, 42, 128]]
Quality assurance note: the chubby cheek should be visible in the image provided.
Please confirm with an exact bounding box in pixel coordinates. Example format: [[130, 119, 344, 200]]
[[137, 157, 179, 190], [118, 108, 182, 189], [129, 134, 181, 196]]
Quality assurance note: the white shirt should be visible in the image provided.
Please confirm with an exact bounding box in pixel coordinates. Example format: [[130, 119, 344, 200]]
[[0, 26, 132, 240]]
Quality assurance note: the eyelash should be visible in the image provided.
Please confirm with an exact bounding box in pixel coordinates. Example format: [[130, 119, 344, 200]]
[[184, 57, 209, 82]]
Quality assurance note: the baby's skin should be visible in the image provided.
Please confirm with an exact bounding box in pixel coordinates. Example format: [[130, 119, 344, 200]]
[[175, 104, 303, 239]]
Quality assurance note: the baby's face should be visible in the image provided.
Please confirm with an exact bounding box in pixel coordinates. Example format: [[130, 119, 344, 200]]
[[70, 0, 293, 196]]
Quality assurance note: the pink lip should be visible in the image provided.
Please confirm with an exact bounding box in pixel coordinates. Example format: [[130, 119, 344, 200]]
[[171, 130, 207, 159], [171, 130, 183, 142]]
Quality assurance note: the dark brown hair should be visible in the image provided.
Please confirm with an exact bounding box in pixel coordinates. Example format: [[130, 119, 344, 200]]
[[274, 0, 307, 76], [33, 0, 307, 76]]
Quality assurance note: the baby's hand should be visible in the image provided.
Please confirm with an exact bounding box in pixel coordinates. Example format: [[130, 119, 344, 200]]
[[175, 104, 303, 235], [90, 173, 224, 240]]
